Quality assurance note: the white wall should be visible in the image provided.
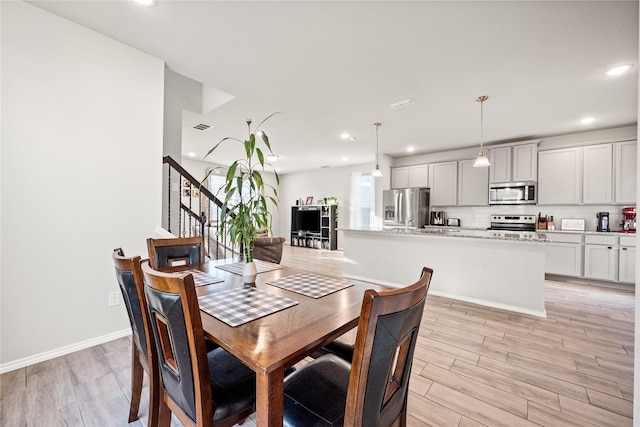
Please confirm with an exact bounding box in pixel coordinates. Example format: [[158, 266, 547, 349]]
[[279, 159, 388, 247], [0, 2, 164, 370]]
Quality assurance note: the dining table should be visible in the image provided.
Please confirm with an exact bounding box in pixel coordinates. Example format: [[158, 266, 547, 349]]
[[164, 258, 389, 427]]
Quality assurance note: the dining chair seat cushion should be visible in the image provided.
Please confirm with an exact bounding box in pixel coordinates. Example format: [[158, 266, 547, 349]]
[[283, 354, 351, 427], [206, 347, 257, 423], [319, 328, 357, 362]]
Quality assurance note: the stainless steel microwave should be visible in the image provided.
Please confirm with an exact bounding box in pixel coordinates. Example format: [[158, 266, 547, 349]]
[[489, 182, 537, 205]]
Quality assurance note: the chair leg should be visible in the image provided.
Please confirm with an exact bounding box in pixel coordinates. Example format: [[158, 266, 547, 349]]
[[147, 361, 160, 427], [128, 342, 144, 422]]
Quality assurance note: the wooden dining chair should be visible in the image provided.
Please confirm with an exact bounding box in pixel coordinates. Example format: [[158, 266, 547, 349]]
[[112, 249, 159, 427], [283, 267, 433, 427], [146, 235, 206, 269], [140, 260, 257, 427]]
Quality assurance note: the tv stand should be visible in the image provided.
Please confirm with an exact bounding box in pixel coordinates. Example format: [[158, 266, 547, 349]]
[[290, 205, 337, 250]]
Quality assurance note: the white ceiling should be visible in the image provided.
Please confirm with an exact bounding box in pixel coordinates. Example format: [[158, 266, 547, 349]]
[[29, 1, 639, 174]]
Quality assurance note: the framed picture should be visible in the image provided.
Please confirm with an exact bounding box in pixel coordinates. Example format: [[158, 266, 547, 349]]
[[306, 196, 313, 205]]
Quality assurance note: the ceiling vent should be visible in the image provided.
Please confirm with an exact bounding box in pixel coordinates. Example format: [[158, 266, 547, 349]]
[[192, 123, 212, 131], [389, 98, 415, 110]]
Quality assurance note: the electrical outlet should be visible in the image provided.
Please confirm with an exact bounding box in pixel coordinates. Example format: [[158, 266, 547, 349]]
[[108, 291, 120, 307]]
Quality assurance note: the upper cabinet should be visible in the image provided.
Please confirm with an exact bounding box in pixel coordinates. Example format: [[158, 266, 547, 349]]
[[391, 167, 409, 189], [429, 161, 458, 206], [614, 140, 637, 204], [489, 142, 538, 183], [458, 159, 489, 206], [538, 140, 636, 206], [583, 143, 613, 204], [391, 164, 429, 189], [538, 147, 583, 205]]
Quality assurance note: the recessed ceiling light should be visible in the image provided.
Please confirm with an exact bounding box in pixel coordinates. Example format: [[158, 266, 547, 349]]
[[580, 117, 596, 125], [267, 154, 279, 162], [390, 98, 416, 110], [188, 152, 196, 157], [341, 157, 348, 161], [407, 146, 415, 153], [133, 0, 156, 6], [604, 64, 633, 76], [340, 132, 350, 140]]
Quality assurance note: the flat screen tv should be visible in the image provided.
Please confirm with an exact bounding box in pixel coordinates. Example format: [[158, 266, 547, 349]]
[[295, 209, 321, 233]]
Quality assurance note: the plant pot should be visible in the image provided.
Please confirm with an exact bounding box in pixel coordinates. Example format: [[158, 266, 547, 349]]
[[243, 261, 258, 284]]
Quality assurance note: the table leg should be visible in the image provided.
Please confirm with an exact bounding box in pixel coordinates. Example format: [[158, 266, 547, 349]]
[[255, 367, 285, 427]]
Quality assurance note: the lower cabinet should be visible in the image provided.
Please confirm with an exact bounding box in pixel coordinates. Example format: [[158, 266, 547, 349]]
[[544, 234, 583, 276], [584, 242, 618, 281], [544, 233, 635, 284], [619, 235, 636, 284]]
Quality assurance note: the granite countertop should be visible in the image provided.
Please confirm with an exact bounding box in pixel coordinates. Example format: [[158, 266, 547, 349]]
[[538, 229, 635, 236], [341, 227, 549, 243]]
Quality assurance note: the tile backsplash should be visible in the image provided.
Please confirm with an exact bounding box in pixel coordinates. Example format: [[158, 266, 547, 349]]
[[435, 205, 635, 232]]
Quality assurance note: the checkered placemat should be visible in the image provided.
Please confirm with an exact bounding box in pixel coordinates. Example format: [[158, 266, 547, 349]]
[[184, 270, 224, 287], [198, 287, 298, 327], [266, 273, 354, 299], [215, 260, 283, 275]]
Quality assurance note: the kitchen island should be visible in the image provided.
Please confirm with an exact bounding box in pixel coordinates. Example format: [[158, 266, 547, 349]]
[[341, 227, 548, 317]]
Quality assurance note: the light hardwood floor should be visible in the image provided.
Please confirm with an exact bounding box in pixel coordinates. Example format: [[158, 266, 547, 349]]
[[1, 244, 634, 426]]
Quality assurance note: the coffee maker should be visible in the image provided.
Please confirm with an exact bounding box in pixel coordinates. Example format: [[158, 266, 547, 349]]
[[596, 212, 610, 232], [621, 207, 636, 233], [430, 211, 445, 226]]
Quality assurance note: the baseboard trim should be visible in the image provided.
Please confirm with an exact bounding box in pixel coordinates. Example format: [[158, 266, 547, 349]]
[[0, 328, 132, 374], [342, 273, 402, 288], [343, 273, 546, 318], [428, 290, 547, 318]]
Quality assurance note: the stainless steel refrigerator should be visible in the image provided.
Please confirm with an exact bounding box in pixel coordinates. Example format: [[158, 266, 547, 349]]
[[383, 188, 430, 229]]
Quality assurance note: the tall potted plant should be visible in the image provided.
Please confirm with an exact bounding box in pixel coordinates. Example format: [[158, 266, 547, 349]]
[[204, 114, 280, 283]]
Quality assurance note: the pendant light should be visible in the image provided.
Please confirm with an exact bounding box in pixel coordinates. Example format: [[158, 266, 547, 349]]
[[372, 122, 383, 177], [473, 95, 491, 168]]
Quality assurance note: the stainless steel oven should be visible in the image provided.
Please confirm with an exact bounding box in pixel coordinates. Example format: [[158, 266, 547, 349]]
[[489, 182, 537, 205]]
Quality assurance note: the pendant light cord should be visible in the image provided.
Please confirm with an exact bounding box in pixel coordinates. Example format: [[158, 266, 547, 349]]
[[374, 122, 381, 166], [476, 95, 488, 151]]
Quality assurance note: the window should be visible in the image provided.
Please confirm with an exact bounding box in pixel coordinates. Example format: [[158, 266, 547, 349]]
[[350, 172, 375, 229]]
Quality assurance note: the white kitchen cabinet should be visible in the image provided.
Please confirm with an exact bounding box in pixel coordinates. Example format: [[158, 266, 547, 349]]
[[489, 146, 511, 183], [512, 143, 538, 182], [544, 233, 583, 277], [538, 147, 582, 205], [391, 167, 409, 189], [584, 235, 618, 281], [408, 164, 429, 188], [614, 140, 637, 204], [392, 164, 428, 188], [458, 159, 489, 206], [583, 144, 613, 204], [619, 235, 636, 284], [489, 142, 537, 183], [429, 161, 457, 206]]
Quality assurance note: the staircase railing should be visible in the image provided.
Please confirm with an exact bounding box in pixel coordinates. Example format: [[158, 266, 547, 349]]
[[162, 156, 238, 260]]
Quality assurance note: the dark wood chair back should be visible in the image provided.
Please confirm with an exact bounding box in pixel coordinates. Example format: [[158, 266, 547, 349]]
[[141, 261, 255, 427], [112, 249, 159, 426], [146, 236, 205, 269], [346, 267, 433, 426]]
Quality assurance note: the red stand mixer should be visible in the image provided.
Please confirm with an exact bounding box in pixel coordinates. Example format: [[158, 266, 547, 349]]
[[621, 207, 636, 233]]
